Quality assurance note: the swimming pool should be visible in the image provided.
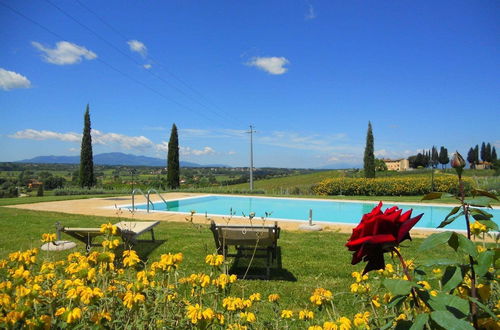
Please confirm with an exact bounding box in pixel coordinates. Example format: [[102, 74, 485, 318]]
[[134, 195, 499, 231]]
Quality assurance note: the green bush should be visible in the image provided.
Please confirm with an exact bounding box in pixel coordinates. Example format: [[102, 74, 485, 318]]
[[313, 175, 474, 196]]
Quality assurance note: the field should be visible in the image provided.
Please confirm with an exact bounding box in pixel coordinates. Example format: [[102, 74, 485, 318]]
[[0, 206, 455, 317]]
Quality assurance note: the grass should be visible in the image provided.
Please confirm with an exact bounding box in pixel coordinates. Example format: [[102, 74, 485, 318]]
[[0, 206, 459, 317], [0, 193, 127, 206]]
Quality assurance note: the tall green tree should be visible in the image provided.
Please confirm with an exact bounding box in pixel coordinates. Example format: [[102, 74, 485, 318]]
[[438, 146, 449, 169], [480, 142, 486, 162], [363, 121, 375, 178], [492, 147, 497, 161], [485, 143, 492, 162], [474, 145, 479, 164], [167, 123, 180, 189], [467, 148, 475, 169], [79, 104, 95, 188], [431, 146, 439, 168]]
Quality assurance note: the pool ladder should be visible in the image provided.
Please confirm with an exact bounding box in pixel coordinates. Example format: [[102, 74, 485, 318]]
[[131, 188, 169, 213]]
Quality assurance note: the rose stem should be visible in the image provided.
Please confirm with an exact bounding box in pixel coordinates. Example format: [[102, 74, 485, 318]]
[[458, 173, 478, 328], [391, 247, 419, 308]]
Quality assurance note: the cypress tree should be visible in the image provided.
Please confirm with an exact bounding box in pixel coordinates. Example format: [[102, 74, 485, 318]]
[[79, 104, 95, 188], [431, 146, 439, 168], [363, 121, 375, 178], [438, 146, 449, 169], [167, 124, 180, 189], [474, 145, 479, 165], [492, 147, 497, 161], [467, 148, 475, 169], [485, 143, 492, 162], [481, 142, 486, 162]]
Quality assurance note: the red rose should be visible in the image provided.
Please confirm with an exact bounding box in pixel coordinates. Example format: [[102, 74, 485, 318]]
[[345, 202, 423, 274]]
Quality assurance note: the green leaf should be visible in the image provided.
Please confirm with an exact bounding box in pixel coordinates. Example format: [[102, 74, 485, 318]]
[[422, 192, 452, 200], [395, 320, 413, 330], [383, 279, 414, 296], [430, 311, 474, 330], [410, 314, 430, 330], [441, 266, 464, 292], [475, 250, 494, 277], [445, 206, 461, 220], [387, 295, 408, 308], [457, 234, 478, 257], [468, 297, 499, 320], [464, 197, 492, 208], [419, 232, 453, 252], [472, 188, 499, 201], [428, 293, 470, 319], [469, 207, 493, 218], [438, 211, 464, 228]]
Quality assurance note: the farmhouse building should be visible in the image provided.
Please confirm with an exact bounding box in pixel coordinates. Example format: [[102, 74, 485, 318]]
[[383, 158, 410, 171]]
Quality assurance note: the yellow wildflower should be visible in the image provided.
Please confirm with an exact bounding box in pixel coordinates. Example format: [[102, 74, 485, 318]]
[[353, 312, 370, 327], [470, 221, 488, 236], [102, 239, 120, 249], [281, 310, 293, 319], [100, 223, 118, 235], [5, 311, 24, 325], [123, 250, 140, 267], [268, 293, 280, 302], [371, 295, 381, 308], [310, 287, 333, 305], [202, 308, 215, 321], [308, 326, 323, 330], [123, 291, 145, 309], [249, 293, 261, 301], [417, 281, 431, 290], [66, 307, 82, 324], [41, 233, 56, 243], [91, 311, 111, 325], [352, 271, 369, 282], [55, 307, 67, 317], [299, 309, 314, 320], [186, 304, 202, 324], [240, 312, 256, 323], [205, 254, 224, 266]]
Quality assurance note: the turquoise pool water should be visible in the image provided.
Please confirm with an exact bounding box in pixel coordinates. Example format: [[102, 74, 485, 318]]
[[135, 195, 499, 230]]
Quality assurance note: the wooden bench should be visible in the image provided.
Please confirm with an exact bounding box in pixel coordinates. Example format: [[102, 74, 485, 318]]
[[57, 221, 160, 253], [210, 220, 280, 279]]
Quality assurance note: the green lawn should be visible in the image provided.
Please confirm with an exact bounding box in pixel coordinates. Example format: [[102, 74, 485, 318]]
[[0, 206, 458, 318], [0, 193, 128, 207]]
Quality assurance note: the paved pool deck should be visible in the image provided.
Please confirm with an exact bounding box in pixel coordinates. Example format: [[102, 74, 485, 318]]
[[4, 193, 466, 238]]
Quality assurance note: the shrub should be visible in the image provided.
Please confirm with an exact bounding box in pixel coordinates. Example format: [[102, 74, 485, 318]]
[[313, 175, 474, 196]]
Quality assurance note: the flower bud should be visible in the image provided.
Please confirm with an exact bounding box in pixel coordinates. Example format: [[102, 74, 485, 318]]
[[450, 152, 465, 169]]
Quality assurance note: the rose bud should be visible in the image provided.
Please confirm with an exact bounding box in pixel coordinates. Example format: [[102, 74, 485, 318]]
[[450, 152, 466, 169]]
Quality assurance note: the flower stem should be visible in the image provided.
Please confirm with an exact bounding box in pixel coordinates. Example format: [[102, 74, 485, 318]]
[[458, 174, 478, 328], [391, 247, 419, 308]]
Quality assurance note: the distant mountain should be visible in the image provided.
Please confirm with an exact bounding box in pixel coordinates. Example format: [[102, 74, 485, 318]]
[[17, 152, 229, 167]]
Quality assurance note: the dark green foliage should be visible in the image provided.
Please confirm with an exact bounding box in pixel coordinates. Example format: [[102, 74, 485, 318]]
[[78, 105, 95, 188], [431, 146, 439, 168], [480, 142, 486, 162], [438, 146, 449, 169], [374, 158, 387, 171], [474, 145, 479, 164], [492, 147, 497, 161], [467, 148, 475, 169], [485, 143, 492, 162], [37, 184, 44, 197], [167, 124, 180, 189], [363, 121, 375, 178]]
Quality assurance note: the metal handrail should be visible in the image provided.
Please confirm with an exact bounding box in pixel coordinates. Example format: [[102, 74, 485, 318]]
[[132, 188, 154, 212], [147, 188, 169, 211]]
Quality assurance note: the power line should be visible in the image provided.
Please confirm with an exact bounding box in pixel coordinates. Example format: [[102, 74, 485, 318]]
[[0, 0, 216, 123], [45, 0, 239, 125], [74, 0, 239, 125]]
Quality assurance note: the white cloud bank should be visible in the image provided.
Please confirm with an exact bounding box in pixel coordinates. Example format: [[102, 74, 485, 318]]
[[127, 40, 147, 57], [247, 56, 289, 75], [180, 146, 215, 156], [32, 41, 97, 65], [0, 68, 31, 91]]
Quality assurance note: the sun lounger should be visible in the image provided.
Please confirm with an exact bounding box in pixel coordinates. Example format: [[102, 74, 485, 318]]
[[210, 220, 280, 279], [56, 221, 160, 252]]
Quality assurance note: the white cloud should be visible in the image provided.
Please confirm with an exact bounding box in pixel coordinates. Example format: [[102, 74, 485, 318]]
[[227, 151, 237, 155], [143, 64, 152, 69], [305, 4, 316, 20], [9, 129, 81, 142], [32, 41, 97, 65], [0, 68, 31, 91], [92, 130, 154, 150], [127, 40, 147, 57], [246, 56, 289, 75], [180, 146, 215, 156], [258, 131, 349, 152], [9, 129, 154, 151]]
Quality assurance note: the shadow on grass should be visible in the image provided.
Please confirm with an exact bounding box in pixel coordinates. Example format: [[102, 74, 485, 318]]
[[228, 247, 297, 281]]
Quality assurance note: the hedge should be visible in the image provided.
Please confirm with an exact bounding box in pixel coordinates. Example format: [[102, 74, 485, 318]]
[[312, 175, 474, 196]]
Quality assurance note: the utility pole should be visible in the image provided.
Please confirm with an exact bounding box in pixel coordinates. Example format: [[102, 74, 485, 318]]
[[246, 125, 256, 191]]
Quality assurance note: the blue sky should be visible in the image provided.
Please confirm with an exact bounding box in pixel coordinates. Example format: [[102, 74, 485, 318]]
[[1, 1, 498, 168]]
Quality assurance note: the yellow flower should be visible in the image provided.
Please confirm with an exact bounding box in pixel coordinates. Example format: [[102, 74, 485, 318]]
[[123, 291, 145, 309], [41, 233, 56, 243], [100, 223, 118, 235], [477, 245, 486, 253], [308, 326, 323, 330], [310, 287, 333, 305], [240, 312, 256, 323], [227, 323, 248, 330], [102, 239, 120, 249], [268, 293, 280, 302], [202, 308, 215, 321], [5, 311, 24, 325], [281, 310, 293, 319], [66, 307, 82, 324], [353, 312, 370, 327], [205, 254, 224, 266], [430, 290, 438, 297], [249, 293, 261, 301], [352, 271, 369, 282], [186, 304, 202, 324], [470, 221, 488, 236], [212, 273, 236, 289], [91, 311, 112, 325], [123, 250, 140, 267], [432, 268, 442, 275], [371, 295, 381, 308], [55, 307, 67, 317], [395, 313, 407, 321], [299, 309, 314, 320], [417, 281, 431, 290]]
